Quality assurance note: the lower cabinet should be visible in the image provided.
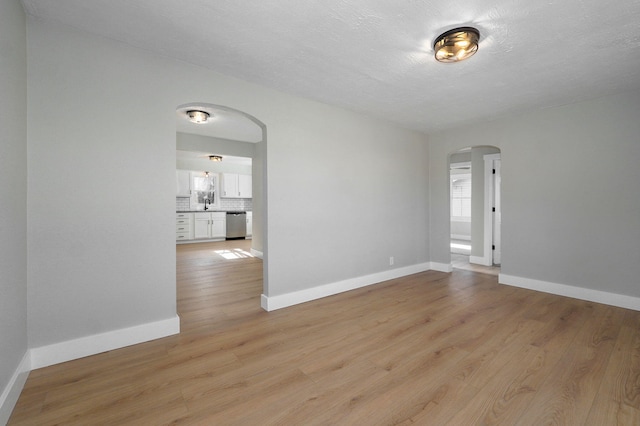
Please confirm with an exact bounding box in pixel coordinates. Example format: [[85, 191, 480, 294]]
[[194, 212, 226, 240], [176, 213, 193, 241]]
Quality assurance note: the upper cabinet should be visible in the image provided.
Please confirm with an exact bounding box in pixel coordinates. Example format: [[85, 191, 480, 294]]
[[222, 173, 252, 198], [238, 174, 252, 198], [221, 173, 238, 198], [176, 170, 191, 197]]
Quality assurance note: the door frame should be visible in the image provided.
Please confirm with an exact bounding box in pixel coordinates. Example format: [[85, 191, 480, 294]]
[[482, 153, 501, 266]]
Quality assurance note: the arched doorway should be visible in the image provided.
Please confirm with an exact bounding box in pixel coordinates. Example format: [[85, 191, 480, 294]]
[[175, 102, 268, 300]]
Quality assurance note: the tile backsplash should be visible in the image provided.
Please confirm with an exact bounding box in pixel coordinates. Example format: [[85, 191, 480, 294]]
[[176, 197, 252, 211], [176, 197, 190, 211], [220, 198, 253, 211]]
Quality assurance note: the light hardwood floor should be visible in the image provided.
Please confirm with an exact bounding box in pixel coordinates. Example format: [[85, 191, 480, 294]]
[[9, 240, 640, 424]]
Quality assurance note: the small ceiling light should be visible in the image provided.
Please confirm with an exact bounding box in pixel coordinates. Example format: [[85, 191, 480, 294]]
[[433, 27, 480, 63], [209, 155, 223, 162], [186, 110, 210, 124]]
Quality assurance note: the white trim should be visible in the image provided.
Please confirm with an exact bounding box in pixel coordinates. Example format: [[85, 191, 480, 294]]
[[0, 352, 30, 425], [469, 255, 492, 266], [499, 274, 640, 312], [261, 262, 433, 311], [483, 153, 501, 267], [429, 262, 453, 273], [30, 315, 180, 370], [450, 234, 471, 241], [250, 248, 263, 259], [260, 294, 269, 311]]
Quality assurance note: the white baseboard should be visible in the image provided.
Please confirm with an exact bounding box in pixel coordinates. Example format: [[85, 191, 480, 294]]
[[30, 315, 180, 370], [261, 262, 434, 311], [499, 274, 640, 312], [469, 255, 492, 266], [251, 248, 263, 259], [0, 351, 30, 425], [429, 262, 453, 273]]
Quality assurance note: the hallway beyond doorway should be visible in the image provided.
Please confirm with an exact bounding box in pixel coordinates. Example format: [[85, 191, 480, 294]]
[[451, 253, 500, 276]]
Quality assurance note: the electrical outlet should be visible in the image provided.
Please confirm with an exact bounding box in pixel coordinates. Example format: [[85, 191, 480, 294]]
[[389, 256, 394, 266]]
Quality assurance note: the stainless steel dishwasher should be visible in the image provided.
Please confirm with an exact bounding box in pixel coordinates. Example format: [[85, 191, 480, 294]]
[[225, 211, 247, 239]]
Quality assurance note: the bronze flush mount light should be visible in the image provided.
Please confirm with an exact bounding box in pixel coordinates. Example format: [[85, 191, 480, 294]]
[[434, 27, 480, 63]]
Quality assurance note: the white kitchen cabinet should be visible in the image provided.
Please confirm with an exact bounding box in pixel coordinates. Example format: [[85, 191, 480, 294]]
[[176, 213, 193, 242], [194, 212, 226, 240], [194, 214, 209, 239], [221, 173, 238, 198], [221, 173, 252, 198], [211, 212, 226, 238], [238, 174, 252, 198], [176, 170, 191, 197], [246, 211, 253, 238]]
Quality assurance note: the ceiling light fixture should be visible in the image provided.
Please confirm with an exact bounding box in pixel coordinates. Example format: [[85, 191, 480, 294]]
[[433, 27, 480, 63], [186, 110, 210, 124], [209, 155, 223, 162]]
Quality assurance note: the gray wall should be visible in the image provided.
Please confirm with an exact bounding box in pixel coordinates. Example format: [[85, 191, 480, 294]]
[[176, 132, 256, 158], [430, 90, 640, 297], [176, 161, 252, 175], [0, 0, 28, 418], [265, 101, 430, 296], [253, 134, 266, 257], [26, 18, 430, 349], [27, 19, 180, 347], [176, 133, 254, 175]]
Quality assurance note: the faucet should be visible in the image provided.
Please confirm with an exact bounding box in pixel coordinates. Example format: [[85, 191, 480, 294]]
[[204, 199, 210, 211]]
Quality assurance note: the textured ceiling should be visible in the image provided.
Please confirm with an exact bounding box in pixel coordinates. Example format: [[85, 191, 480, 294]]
[[21, 0, 640, 134]]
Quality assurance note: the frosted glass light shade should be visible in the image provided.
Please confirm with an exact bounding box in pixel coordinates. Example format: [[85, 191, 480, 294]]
[[434, 27, 480, 63], [186, 110, 210, 123]]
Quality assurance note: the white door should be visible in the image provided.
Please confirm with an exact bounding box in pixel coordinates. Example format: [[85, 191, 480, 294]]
[[493, 159, 502, 265]]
